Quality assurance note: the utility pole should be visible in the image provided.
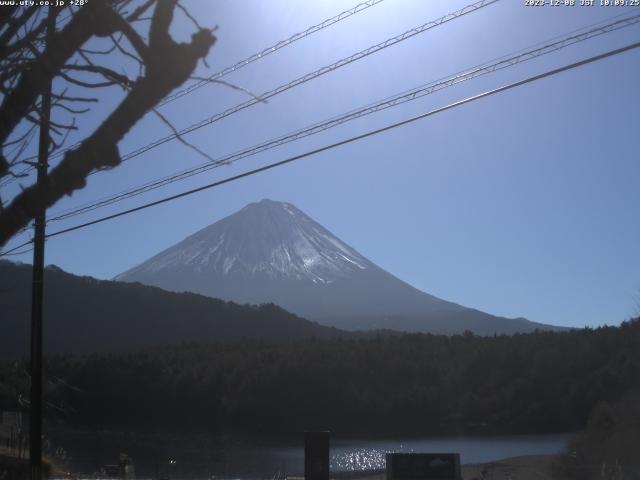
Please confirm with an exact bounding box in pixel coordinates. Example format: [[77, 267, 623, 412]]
[[30, 6, 55, 480]]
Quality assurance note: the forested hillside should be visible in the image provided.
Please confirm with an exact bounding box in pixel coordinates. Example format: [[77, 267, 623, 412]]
[[1, 319, 638, 436], [0, 261, 343, 356]]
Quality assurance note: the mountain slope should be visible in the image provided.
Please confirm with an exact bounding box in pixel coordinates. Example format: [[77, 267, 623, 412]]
[[116, 199, 563, 335], [0, 260, 344, 357]]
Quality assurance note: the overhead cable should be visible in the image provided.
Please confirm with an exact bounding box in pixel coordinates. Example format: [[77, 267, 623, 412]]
[[46, 12, 640, 223], [160, 0, 388, 105], [8, 0, 498, 181], [0, 0, 388, 186], [15, 40, 636, 247]]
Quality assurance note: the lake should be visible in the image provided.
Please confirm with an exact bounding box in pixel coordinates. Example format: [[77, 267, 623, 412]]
[[50, 430, 573, 479]]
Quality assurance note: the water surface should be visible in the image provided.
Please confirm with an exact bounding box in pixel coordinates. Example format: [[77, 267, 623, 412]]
[[52, 431, 573, 479]]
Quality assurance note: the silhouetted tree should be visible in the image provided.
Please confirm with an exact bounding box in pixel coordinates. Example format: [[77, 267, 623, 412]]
[[0, 0, 216, 246], [2, 317, 638, 436]]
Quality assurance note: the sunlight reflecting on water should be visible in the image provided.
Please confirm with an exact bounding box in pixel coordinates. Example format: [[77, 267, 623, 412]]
[[51, 431, 574, 478], [331, 444, 416, 471], [332, 448, 387, 470]]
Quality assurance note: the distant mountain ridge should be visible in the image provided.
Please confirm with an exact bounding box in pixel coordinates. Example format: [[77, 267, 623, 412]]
[[116, 199, 564, 335], [0, 260, 343, 357]]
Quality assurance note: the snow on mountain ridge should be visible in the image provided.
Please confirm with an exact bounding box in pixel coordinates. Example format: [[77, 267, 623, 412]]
[[113, 200, 560, 335], [118, 199, 370, 284]]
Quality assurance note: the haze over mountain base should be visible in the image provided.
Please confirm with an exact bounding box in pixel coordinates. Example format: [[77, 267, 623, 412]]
[[116, 199, 563, 335]]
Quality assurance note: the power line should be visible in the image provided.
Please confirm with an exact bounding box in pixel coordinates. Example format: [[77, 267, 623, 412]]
[[111, 0, 499, 166], [49, 11, 640, 220], [0, 0, 387, 187], [22, 40, 639, 245], [5, 39, 637, 257], [0, 245, 33, 256], [8, 0, 498, 186], [45, 12, 640, 223], [43, 0, 506, 220], [160, 0, 387, 106], [0, 239, 33, 257]]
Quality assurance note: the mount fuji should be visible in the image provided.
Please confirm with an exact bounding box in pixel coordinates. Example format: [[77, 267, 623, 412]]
[[115, 199, 562, 335]]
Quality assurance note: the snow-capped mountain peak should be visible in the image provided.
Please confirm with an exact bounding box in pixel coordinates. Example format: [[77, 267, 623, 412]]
[[117, 199, 370, 284], [115, 199, 558, 335]]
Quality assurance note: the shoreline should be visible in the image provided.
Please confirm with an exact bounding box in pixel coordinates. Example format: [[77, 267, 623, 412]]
[[3, 441, 561, 480], [461, 454, 556, 479], [341, 455, 558, 480]]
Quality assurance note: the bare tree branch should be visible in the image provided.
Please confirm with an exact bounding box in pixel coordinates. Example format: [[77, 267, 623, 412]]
[[51, 89, 99, 103], [126, 0, 157, 22], [0, 5, 19, 31], [2, 122, 37, 149], [63, 63, 135, 88], [151, 106, 216, 162], [52, 102, 91, 115], [108, 32, 144, 67], [0, 0, 216, 246], [176, 2, 205, 31], [113, 17, 150, 62], [79, 44, 118, 56], [0, 6, 38, 53], [0, 15, 47, 60], [190, 75, 268, 104], [0, 0, 122, 178], [59, 70, 119, 89]]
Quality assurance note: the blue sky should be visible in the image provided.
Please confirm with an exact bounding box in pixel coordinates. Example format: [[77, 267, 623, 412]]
[[2, 0, 639, 328]]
